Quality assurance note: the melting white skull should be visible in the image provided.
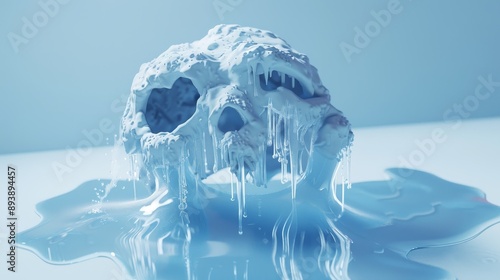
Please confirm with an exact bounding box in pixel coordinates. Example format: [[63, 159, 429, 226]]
[[121, 24, 353, 214]]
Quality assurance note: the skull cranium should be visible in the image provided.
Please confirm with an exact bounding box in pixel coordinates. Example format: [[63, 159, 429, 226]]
[[121, 24, 353, 209]]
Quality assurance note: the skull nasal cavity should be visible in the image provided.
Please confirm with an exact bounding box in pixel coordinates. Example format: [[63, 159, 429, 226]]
[[218, 107, 244, 133], [145, 77, 200, 133]]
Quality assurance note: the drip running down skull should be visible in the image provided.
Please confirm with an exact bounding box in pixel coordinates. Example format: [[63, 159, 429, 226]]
[[121, 24, 353, 206]]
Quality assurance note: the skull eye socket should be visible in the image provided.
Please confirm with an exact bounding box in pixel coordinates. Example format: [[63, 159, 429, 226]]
[[259, 71, 313, 99], [145, 77, 200, 133], [218, 106, 245, 133]]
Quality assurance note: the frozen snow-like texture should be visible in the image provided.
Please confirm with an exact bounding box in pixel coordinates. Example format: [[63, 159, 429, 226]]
[[120, 23, 353, 229]]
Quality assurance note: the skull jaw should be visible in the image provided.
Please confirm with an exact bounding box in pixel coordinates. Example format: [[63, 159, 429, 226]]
[[163, 120, 351, 208]]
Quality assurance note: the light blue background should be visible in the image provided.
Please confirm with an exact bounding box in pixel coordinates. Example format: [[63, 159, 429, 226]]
[[1, 0, 499, 154]]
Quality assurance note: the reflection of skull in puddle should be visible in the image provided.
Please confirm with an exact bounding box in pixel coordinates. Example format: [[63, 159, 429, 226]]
[[121, 24, 353, 217]]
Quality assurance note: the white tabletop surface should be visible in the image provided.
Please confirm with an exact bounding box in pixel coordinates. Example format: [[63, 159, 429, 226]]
[[1, 117, 499, 280]]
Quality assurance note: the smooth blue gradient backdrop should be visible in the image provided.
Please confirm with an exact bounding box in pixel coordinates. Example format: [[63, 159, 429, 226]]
[[1, 0, 499, 154]]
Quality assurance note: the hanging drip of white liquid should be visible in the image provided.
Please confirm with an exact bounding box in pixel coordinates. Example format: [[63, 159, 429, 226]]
[[203, 131, 210, 174], [129, 153, 139, 200], [210, 125, 220, 173], [236, 163, 243, 235], [178, 145, 188, 211], [330, 147, 353, 214]]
